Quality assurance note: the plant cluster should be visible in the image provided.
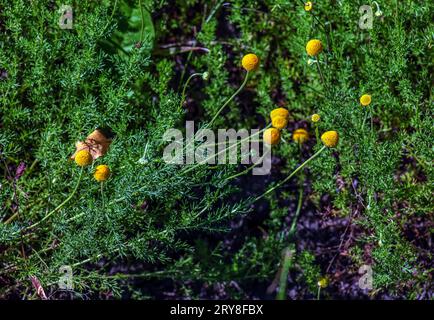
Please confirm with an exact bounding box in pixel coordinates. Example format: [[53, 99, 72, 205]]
[[1, 0, 432, 299]]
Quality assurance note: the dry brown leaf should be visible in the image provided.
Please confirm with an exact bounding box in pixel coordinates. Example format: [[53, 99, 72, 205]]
[[70, 129, 112, 161], [30, 275, 48, 300]]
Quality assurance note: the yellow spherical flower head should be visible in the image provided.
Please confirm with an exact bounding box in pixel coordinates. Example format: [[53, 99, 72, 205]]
[[271, 116, 288, 130], [293, 128, 309, 144], [360, 94, 372, 106], [94, 165, 110, 182], [263, 128, 281, 145], [311, 113, 320, 123], [317, 277, 329, 289], [241, 53, 260, 72], [306, 39, 323, 56], [270, 107, 289, 120], [74, 149, 93, 167], [304, 1, 313, 11], [321, 130, 339, 148]]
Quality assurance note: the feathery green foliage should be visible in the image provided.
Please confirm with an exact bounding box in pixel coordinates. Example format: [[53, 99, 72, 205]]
[[1, 0, 432, 299]]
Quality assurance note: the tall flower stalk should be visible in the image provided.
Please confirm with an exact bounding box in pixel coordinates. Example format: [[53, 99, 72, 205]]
[[24, 167, 85, 232], [207, 71, 250, 128]]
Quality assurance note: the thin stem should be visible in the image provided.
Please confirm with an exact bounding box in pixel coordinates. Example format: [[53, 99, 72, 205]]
[[317, 287, 321, 300], [181, 126, 268, 175], [71, 253, 103, 268], [315, 125, 319, 145], [180, 129, 264, 172], [207, 71, 249, 128], [138, 0, 145, 43], [253, 146, 326, 203], [177, 71, 250, 167], [23, 167, 84, 232], [101, 182, 105, 210], [311, 10, 327, 30], [205, 0, 224, 24], [297, 0, 331, 52], [373, 1, 381, 12], [111, 126, 267, 205], [180, 72, 203, 109], [101, 0, 118, 35], [328, 22, 334, 55], [177, 49, 194, 91], [276, 246, 294, 300], [25, 159, 39, 177], [225, 149, 270, 181], [66, 212, 85, 223], [276, 190, 303, 300], [289, 188, 303, 236], [362, 108, 368, 130], [198, 139, 262, 150], [316, 61, 326, 86], [177, 0, 221, 90], [4, 212, 19, 224], [178, 70, 246, 157]]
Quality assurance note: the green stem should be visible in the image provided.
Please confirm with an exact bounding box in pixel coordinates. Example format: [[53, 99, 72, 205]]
[[298, 0, 331, 52], [101, 182, 105, 211], [101, 0, 118, 35], [276, 246, 294, 300], [181, 126, 267, 175], [289, 188, 303, 236], [373, 1, 381, 12], [23, 167, 84, 232], [205, 0, 224, 24], [207, 71, 249, 128], [4, 212, 19, 225], [178, 51, 193, 91], [362, 107, 368, 130], [254, 146, 326, 203], [317, 287, 321, 300], [26, 159, 39, 176], [138, 0, 145, 43], [276, 189, 303, 300], [177, 71, 250, 169], [66, 212, 85, 223], [225, 149, 270, 181], [71, 253, 103, 268], [180, 72, 203, 109], [316, 61, 326, 86]]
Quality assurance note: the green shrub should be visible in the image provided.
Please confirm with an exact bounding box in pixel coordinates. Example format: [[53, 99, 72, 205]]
[[1, 0, 432, 299]]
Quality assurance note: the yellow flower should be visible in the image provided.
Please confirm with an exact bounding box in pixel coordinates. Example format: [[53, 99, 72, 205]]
[[271, 116, 288, 130], [94, 165, 110, 182], [317, 277, 329, 288], [304, 1, 313, 11], [360, 94, 372, 106], [270, 107, 289, 120], [293, 128, 309, 144], [306, 39, 323, 56], [321, 130, 339, 148], [74, 149, 93, 167], [263, 128, 281, 145], [311, 113, 320, 123], [241, 53, 260, 72]]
